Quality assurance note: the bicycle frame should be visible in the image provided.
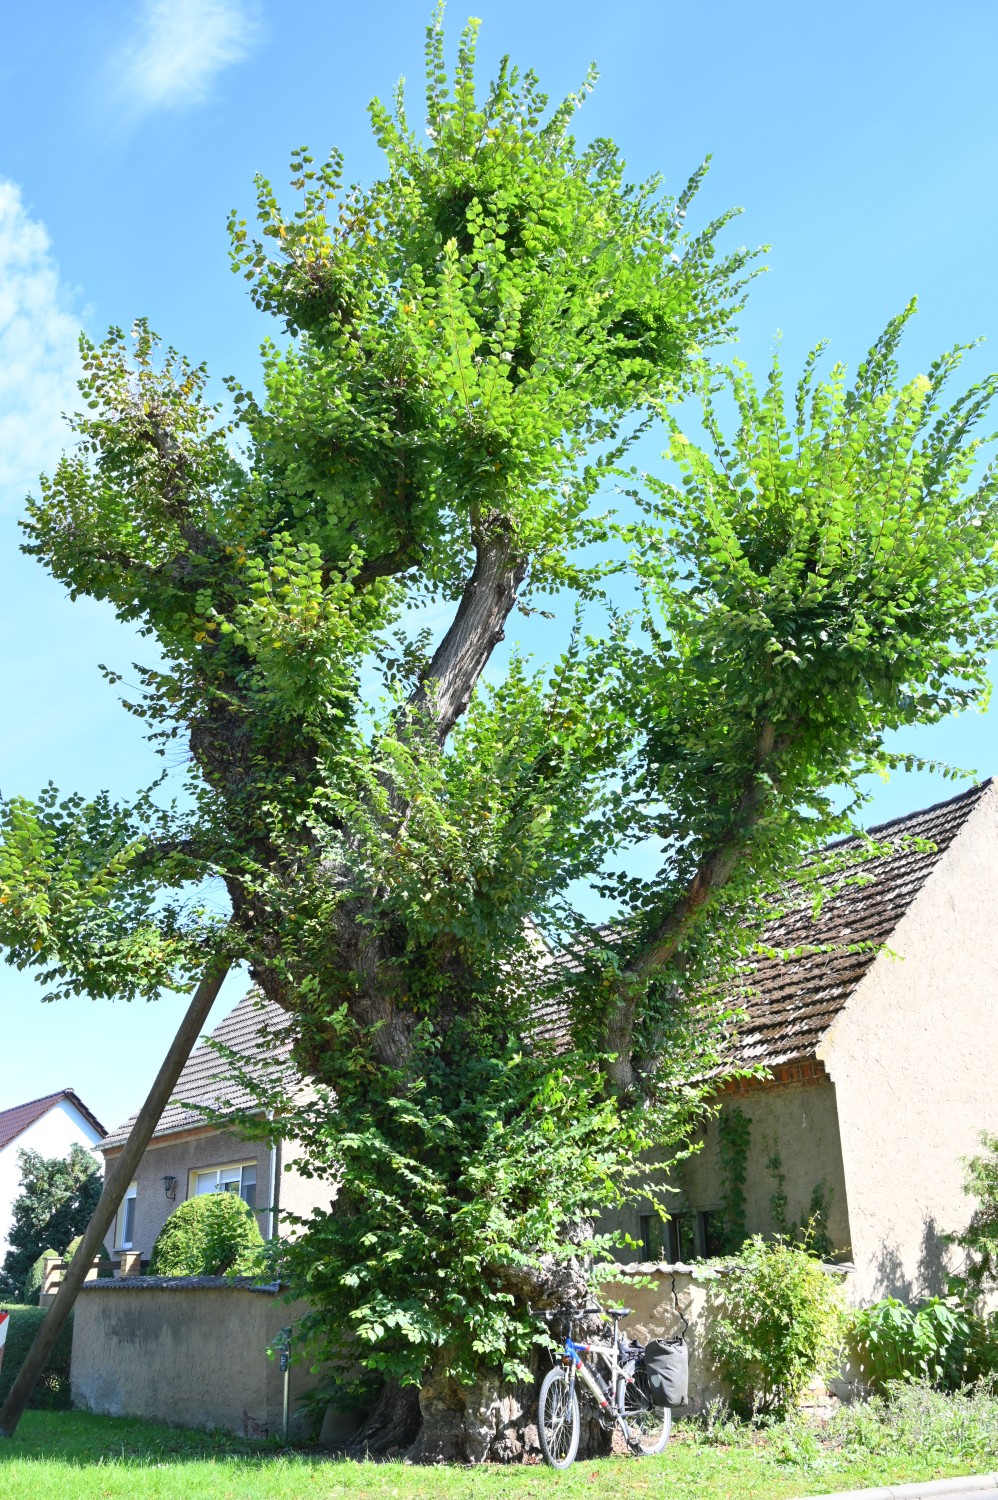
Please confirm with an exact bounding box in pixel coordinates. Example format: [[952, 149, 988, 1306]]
[[557, 1310, 630, 1420]]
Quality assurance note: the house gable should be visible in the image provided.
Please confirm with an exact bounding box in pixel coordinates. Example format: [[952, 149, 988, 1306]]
[[818, 779, 998, 1301], [0, 1090, 107, 1259], [730, 780, 991, 1070], [100, 993, 291, 1152]]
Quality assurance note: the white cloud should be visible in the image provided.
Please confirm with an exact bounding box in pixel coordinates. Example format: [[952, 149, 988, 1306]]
[[113, 0, 261, 114], [0, 182, 82, 504]]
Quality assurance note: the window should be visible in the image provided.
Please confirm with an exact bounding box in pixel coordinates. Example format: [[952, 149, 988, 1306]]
[[668, 1213, 697, 1263], [191, 1162, 257, 1210], [115, 1183, 137, 1250], [639, 1211, 695, 1262], [639, 1208, 725, 1262]]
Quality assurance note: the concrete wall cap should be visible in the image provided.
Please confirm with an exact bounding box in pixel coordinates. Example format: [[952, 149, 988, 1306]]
[[597, 1259, 854, 1280], [78, 1275, 282, 1293]]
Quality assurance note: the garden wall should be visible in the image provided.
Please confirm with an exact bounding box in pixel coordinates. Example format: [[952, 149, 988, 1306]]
[[70, 1277, 324, 1440], [598, 1264, 715, 1408], [70, 1262, 855, 1438], [598, 1259, 855, 1410]]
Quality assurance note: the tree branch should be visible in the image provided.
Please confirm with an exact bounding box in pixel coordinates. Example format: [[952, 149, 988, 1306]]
[[605, 720, 788, 1092], [404, 516, 527, 745], [351, 540, 427, 589]]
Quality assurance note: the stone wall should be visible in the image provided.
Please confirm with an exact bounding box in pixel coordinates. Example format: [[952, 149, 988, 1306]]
[[70, 1278, 321, 1440], [598, 1266, 716, 1408]]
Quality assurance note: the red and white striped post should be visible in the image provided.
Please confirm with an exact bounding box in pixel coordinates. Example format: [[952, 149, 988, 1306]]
[[0, 1312, 9, 1381]]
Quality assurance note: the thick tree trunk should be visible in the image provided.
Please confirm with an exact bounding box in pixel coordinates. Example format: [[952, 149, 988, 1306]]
[[407, 1356, 613, 1463], [344, 1249, 611, 1463], [346, 1355, 613, 1464], [344, 1380, 422, 1458]]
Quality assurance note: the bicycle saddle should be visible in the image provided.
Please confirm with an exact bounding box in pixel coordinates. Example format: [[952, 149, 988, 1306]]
[[606, 1306, 632, 1319]]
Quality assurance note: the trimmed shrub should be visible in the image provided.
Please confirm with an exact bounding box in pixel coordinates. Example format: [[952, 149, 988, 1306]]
[[706, 1236, 846, 1417], [148, 1192, 264, 1277], [22, 1248, 59, 1307], [0, 1304, 73, 1408]]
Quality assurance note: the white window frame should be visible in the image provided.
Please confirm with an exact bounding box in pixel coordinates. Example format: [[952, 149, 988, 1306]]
[[115, 1182, 138, 1250], [187, 1160, 258, 1210]]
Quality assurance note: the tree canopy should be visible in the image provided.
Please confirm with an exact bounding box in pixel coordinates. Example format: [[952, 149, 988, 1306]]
[[0, 1147, 102, 1302], [1, 11, 996, 1462]]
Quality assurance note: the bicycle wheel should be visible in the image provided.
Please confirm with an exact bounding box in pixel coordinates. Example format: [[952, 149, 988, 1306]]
[[537, 1365, 580, 1469], [617, 1369, 672, 1455]]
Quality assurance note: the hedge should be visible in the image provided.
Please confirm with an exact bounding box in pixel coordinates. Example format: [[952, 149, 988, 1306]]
[[0, 1304, 73, 1409]]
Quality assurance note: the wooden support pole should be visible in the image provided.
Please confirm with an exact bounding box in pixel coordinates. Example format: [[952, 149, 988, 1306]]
[[0, 960, 231, 1437]]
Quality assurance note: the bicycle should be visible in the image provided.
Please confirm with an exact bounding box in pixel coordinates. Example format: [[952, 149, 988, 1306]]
[[533, 1303, 672, 1469]]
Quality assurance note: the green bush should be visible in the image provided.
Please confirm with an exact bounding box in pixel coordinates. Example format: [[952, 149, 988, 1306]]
[[706, 1235, 846, 1417], [21, 1248, 59, 1307], [147, 1193, 264, 1277], [0, 1304, 73, 1409], [850, 1295, 986, 1392]]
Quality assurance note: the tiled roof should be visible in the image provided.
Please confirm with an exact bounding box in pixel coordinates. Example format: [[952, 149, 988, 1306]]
[[100, 992, 292, 1151], [102, 781, 993, 1150], [531, 780, 992, 1069], [0, 1089, 106, 1152], [730, 780, 991, 1069]]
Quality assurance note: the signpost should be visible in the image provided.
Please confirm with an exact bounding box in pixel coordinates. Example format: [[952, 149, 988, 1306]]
[[275, 1327, 292, 1447], [0, 1312, 9, 1382]]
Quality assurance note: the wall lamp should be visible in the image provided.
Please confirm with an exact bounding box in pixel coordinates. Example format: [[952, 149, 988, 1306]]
[[162, 1176, 177, 1201]]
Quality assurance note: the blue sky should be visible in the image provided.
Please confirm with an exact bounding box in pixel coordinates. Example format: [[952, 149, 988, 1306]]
[[1, 0, 996, 1131]]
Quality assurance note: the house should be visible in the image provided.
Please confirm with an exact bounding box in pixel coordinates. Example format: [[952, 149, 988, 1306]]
[[611, 778, 998, 1304], [97, 994, 325, 1265], [0, 1089, 106, 1260], [102, 780, 998, 1307]]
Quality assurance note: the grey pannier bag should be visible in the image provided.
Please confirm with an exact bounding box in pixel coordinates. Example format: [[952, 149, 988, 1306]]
[[643, 1337, 689, 1407]]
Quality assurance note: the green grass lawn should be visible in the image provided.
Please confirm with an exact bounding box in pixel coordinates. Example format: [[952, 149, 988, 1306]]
[[0, 1399, 995, 1500]]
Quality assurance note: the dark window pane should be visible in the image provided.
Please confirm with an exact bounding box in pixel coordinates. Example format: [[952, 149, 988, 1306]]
[[639, 1212, 664, 1260], [700, 1209, 727, 1257], [674, 1214, 696, 1262], [241, 1167, 257, 1210]]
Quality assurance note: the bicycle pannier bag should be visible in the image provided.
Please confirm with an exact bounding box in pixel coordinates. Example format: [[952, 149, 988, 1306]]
[[643, 1337, 688, 1407]]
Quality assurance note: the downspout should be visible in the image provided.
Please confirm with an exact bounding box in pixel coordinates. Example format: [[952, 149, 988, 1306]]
[[268, 1130, 281, 1240]]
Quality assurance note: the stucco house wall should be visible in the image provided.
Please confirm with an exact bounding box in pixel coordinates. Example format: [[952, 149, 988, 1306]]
[[276, 1138, 337, 1230], [103, 1126, 339, 1261], [683, 1078, 852, 1257], [820, 781, 998, 1304], [604, 1074, 851, 1266], [105, 1128, 277, 1261], [0, 1096, 104, 1260]]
